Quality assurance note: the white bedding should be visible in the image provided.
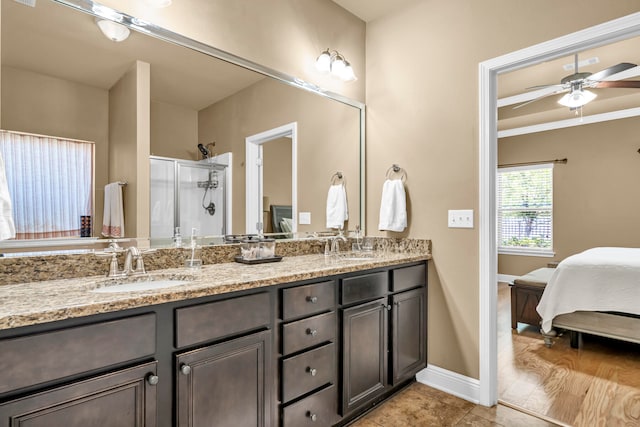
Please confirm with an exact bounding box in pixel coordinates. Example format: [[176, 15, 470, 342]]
[[537, 247, 640, 333]]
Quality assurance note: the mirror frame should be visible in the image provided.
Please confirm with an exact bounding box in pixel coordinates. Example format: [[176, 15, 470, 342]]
[[2, 0, 366, 250]]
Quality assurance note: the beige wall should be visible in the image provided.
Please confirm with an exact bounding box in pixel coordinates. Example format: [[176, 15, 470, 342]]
[[365, 1, 640, 379], [199, 78, 360, 235], [150, 100, 198, 159], [498, 116, 640, 276], [99, 0, 366, 103], [263, 136, 293, 233], [109, 61, 151, 239], [1, 66, 109, 236]]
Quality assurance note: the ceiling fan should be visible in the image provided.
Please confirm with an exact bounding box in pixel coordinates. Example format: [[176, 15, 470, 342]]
[[514, 54, 640, 110]]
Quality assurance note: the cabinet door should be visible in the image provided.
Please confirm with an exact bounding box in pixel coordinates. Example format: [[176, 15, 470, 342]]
[[0, 361, 158, 427], [391, 288, 426, 384], [341, 298, 388, 415], [176, 330, 272, 427]]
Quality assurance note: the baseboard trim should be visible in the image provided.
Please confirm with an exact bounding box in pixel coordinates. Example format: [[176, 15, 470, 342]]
[[498, 274, 518, 284], [416, 364, 480, 404]]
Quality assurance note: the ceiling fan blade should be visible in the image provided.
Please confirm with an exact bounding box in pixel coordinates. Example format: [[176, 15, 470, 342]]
[[592, 80, 640, 88], [513, 89, 564, 110], [588, 62, 637, 81], [525, 84, 564, 91]]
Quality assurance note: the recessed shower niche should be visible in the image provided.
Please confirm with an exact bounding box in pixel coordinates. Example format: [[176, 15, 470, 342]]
[[150, 154, 230, 246]]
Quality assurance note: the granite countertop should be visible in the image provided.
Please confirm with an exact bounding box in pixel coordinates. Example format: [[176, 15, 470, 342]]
[[0, 252, 430, 331]]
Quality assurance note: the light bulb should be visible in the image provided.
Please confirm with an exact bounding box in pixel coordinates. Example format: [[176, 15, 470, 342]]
[[96, 19, 130, 42], [558, 88, 597, 108], [340, 61, 356, 81], [315, 49, 331, 73], [331, 54, 346, 77]]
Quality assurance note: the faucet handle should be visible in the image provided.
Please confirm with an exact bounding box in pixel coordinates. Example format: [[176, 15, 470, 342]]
[[95, 251, 123, 277]]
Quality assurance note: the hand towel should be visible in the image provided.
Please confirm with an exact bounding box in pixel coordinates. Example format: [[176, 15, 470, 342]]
[[378, 179, 407, 232], [102, 182, 125, 238], [0, 152, 15, 240], [326, 184, 348, 229]]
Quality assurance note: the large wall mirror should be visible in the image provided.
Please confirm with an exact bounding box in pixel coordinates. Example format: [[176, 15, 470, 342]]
[[0, 0, 364, 252]]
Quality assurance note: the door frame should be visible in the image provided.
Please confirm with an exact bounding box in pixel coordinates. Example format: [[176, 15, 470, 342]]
[[478, 12, 640, 406], [246, 122, 298, 235]]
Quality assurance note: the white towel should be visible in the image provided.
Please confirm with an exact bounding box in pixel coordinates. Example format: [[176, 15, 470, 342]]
[[0, 152, 15, 240], [326, 184, 348, 229], [378, 179, 407, 232], [102, 182, 125, 238]]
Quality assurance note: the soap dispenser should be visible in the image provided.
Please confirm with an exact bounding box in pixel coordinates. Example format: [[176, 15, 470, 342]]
[[185, 228, 202, 269]]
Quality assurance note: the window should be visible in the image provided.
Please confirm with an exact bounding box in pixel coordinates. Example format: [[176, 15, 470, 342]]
[[0, 130, 94, 240], [497, 163, 553, 256]]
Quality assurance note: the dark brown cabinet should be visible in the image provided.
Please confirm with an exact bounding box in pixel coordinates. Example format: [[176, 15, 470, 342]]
[[341, 298, 388, 414], [176, 330, 272, 427], [0, 361, 158, 426], [391, 287, 426, 384]]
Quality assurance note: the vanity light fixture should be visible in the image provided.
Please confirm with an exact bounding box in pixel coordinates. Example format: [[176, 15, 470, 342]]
[[95, 18, 130, 42], [315, 49, 357, 82]]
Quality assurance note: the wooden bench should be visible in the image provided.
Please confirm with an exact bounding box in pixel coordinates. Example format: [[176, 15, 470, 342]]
[[509, 267, 555, 329]]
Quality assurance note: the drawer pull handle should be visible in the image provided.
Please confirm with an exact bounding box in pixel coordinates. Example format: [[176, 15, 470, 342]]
[[146, 374, 159, 386], [180, 364, 192, 375], [306, 296, 318, 304], [306, 328, 318, 336], [306, 367, 317, 376], [306, 411, 318, 422]]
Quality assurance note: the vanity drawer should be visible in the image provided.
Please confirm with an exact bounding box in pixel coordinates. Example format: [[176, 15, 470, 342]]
[[282, 281, 335, 321], [282, 343, 335, 402], [340, 272, 388, 305], [391, 264, 426, 292], [282, 385, 338, 427], [0, 314, 156, 394], [175, 292, 270, 348], [282, 311, 336, 356]]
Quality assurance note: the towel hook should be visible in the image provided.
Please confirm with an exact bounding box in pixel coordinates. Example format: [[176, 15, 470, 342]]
[[331, 171, 345, 185], [385, 165, 407, 182]]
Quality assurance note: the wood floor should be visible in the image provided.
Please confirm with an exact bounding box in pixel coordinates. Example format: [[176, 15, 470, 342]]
[[350, 382, 557, 426], [498, 282, 640, 426]]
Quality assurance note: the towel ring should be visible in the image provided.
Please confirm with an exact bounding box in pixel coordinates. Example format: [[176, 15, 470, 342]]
[[331, 171, 345, 185], [385, 165, 407, 182]]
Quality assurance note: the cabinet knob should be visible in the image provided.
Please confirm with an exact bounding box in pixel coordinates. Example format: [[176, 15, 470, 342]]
[[146, 374, 159, 385], [306, 367, 317, 376], [180, 364, 192, 375], [306, 411, 317, 422], [306, 328, 318, 336], [382, 303, 392, 311], [306, 296, 318, 304]]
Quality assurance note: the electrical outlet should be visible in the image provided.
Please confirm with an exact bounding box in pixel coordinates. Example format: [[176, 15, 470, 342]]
[[448, 209, 474, 228], [299, 212, 311, 225]]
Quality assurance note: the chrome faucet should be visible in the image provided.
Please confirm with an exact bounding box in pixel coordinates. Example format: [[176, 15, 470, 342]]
[[96, 243, 149, 278]]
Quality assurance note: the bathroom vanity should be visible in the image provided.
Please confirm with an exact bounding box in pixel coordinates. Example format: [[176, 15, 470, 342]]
[[0, 253, 428, 427]]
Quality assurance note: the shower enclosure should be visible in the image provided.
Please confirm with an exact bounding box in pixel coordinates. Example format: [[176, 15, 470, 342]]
[[150, 155, 229, 246]]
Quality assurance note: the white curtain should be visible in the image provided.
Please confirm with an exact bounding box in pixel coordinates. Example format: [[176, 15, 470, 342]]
[[0, 131, 93, 239]]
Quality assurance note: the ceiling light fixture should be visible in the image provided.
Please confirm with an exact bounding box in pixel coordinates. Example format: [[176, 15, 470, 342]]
[[145, 0, 172, 7], [315, 49, 357, 82], [557, 85, 597, 108], [95, 18, 130, 42]]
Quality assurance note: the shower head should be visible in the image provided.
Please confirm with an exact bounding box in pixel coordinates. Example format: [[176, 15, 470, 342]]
[[197, 143, 209, 158]]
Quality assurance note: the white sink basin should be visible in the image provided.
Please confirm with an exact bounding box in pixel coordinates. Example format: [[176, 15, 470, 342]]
[[91, 274, 193, 293]]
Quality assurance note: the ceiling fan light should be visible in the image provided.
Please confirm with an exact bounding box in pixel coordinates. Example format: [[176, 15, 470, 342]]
[[315, 49, 331, 73], [96, 18, 130, 42], [558, 89, 597, 108]]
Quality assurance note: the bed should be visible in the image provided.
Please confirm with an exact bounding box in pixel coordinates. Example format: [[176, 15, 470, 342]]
[[537, 247, 640, 348]]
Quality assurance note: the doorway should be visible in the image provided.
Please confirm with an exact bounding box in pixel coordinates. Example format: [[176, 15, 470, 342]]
[[245, 122, 298, 235], [478, 12, 640, 406]]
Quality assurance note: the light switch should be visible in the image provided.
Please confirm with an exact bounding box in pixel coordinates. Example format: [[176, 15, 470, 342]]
[[299, 212, 311, 225], [448, 209, 474, 229]]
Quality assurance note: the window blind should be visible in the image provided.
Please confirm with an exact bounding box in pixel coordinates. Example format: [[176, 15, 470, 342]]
[[497, 163, 553, 253]]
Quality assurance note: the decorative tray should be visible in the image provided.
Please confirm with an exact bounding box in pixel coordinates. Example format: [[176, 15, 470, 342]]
[[234, 255, 283, 265]]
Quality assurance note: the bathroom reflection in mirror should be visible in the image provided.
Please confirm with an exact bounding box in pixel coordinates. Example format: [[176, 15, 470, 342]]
[[0, 0, 364, 253]]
